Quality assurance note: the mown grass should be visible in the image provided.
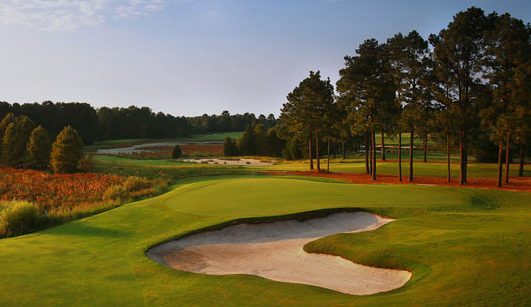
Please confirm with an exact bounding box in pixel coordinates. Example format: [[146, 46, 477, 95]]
[[267, 158, 529, 178], [0, 176, 529, 306]]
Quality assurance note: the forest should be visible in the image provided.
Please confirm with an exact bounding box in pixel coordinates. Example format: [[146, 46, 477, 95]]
[[0, 101, 276, 144], [279, 7, 529, 187]]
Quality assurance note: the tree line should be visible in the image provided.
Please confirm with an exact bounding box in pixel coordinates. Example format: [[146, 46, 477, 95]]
[[224, 123, 285, 157], [279, 7, 529, 186], [0, 113, 85, 173], [0, 101, 277, 145]]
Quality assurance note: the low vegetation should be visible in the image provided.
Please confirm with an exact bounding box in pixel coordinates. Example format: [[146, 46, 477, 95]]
[[0, 167, 161, 237]]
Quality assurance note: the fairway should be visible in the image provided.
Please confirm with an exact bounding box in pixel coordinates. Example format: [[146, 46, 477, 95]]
[[0, 176, 530, 306]]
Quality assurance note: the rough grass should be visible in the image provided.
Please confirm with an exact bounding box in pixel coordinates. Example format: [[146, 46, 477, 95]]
[[0, 176, 529, 306]]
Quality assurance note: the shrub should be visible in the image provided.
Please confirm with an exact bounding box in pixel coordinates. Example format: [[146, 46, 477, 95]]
[[0, 201, 40, 237], [2, 116, 36, 167], [172, 145, 182, 159], [123, 176, 151, 192], [78, 154, 95, 172], [102, 185, 129, 202]]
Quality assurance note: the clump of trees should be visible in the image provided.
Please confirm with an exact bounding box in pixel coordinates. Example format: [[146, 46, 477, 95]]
[[223, 124, 285, 157], [279, 7, 529, 186], [223, 138, 239, 156], [280, 71, 336, 172], [0, 113, 85, 174]]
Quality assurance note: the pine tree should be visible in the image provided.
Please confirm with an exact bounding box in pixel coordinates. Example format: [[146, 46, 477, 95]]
[[431, 7, 489, 184], [0, 113, 16, 161], [1, 115, 36, 167], [337, 39, 396, 180], [223, 137, 239, 156], [480, 13, 530, 186], [239, 125, 257, 155], [2, 123, 17, 165], [50, 126, 84, 174], [171, 145, 182, 159], [281, 71, 335, 171], [387, 31, 432, 182], [26, 126, 52, 169]]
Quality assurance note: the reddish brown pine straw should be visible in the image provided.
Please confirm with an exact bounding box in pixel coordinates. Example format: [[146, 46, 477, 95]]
[[261, 171, 531, 193]]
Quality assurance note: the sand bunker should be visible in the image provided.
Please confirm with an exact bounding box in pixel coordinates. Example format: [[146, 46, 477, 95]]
[[147, 212, 411, 295]]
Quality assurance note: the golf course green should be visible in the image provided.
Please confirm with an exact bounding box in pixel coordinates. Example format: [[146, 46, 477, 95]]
[[0, 176, 530, 306]]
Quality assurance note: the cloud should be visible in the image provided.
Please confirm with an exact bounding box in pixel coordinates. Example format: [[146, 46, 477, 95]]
[[0, 0, 165, 31], [115, 0, 165, 20]]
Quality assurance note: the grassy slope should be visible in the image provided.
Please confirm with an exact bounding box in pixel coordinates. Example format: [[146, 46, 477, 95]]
[[0, 176, 529, 306]]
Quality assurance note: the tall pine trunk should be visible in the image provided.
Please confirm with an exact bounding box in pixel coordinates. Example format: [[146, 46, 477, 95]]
[[505, 132, 510, 183], [315, 129, 320, 172], [372, 128, 377, 180], [369, 132, 373, 175], [459, 127, 468, 185], [447, 134, 451, 182], [342, 140, 346, 159], [309, 134, 313, 170], [398, 131, 402, 182], [409, 127, 414, 182], [519, 142, 525, 177], [327, 137, 330, 172], [381, 131, 386, 161], [497, 137, 503, 187], [465, 129, 469, 183], [365, 132, 370, 174], [423, 134, 428, 163]]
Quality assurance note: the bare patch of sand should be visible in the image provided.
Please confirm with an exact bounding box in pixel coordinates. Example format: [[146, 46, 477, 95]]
[[147, 212, 411, 295]]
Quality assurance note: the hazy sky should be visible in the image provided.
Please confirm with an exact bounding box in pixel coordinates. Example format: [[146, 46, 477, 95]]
[[0, 0, 530, 116]]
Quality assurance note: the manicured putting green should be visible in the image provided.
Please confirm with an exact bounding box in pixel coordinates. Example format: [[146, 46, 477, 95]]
[[0, 176, 529, 306]]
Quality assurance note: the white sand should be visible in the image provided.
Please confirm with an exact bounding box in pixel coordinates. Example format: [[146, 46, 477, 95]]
[[147, 212, 411, 295]]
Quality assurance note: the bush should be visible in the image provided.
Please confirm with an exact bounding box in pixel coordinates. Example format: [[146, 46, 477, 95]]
[[172, 145, 182, 159], [0, 201, 40, 237], [123, 176, 151, 192], [102, 185, 129, 202], [78, 154, 95, 172]]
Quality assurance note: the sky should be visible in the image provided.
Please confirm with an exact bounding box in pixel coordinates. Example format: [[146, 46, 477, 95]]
[[0, 0, 530, 117]]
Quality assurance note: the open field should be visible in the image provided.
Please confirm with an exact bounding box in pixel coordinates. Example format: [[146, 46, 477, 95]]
[[0, 176, 530, 306], [268, 159, 530, 179], [87, 132, 243, 151]]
